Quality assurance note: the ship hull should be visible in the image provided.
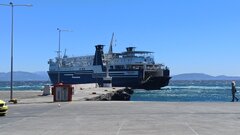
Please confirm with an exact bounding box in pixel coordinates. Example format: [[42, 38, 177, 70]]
[[139, 76, 171, 90], [48, 70, 170, 90]]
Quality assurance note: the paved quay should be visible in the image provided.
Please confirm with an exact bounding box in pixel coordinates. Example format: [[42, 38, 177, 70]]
[[0, 86, 126, 104], [1, 101, 240, 135], [1, 85, 240, 135]]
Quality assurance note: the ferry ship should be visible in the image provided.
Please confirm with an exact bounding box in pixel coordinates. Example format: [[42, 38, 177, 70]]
[[48, 35, 171, 90]]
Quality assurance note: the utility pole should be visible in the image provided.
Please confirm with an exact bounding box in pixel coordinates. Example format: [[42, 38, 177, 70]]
[[0, 2, 32, 103], [56, 28, 70, 84]]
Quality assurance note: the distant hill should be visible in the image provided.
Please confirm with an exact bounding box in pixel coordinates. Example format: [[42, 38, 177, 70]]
[[172, 73, 240, 80], [34, 71, 49, 80], [0, 71, 49, 81]]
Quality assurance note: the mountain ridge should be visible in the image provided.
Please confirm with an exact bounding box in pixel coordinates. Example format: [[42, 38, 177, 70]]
[[172, 73, 240, 80], [0, 71, 49, 81]]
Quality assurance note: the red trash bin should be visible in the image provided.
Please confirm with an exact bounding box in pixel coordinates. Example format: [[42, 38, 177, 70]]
[[52, 83, 73, 102]]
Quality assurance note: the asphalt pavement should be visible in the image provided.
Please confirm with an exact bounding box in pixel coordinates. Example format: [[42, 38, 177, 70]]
[[1, 101, 240, 135]]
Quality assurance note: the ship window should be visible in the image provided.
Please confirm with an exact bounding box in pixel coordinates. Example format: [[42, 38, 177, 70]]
[[127, 65, 132, 69], [79, 68, 85, 70], [132, 65, 143, 69], [115, 65, 124, 69]]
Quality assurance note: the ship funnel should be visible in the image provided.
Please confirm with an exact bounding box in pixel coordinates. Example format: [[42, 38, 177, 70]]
[[93, 45, 104, 66]]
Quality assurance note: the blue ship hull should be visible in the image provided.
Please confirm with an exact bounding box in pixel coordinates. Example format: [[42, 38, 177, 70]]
[[48, 70, 171, 90]]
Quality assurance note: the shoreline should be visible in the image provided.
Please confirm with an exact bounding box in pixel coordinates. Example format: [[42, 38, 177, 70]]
[[0, 90, 234, 103]]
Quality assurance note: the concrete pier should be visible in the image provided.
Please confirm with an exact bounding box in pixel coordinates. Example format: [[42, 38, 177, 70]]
[[0, 86, 129, 104], [1, 102, 240, 135], [73, 87, 129, 101], [1, 86, 240, 135]]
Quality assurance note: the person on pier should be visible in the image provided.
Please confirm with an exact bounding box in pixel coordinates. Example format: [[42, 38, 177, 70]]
[[231, 81, 239, 102]]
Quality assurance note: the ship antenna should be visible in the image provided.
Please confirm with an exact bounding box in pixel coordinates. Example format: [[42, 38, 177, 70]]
[[106, 32, 114, 78], [108, 32, 114, 54], [64, 49, 67, 57]]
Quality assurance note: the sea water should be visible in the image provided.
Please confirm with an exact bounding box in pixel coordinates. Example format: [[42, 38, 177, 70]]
[[0, 81, 50, 91], [0, 80, 238, 102], [131, 80, 239, 102]]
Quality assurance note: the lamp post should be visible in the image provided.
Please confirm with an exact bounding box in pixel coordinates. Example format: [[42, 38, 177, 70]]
[[56, 28, 70, 83], [0, 2, 32, 103]]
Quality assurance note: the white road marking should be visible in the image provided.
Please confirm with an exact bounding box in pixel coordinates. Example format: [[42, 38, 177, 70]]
[[185, 122, 199, 135], [116, 121, 126, 135]]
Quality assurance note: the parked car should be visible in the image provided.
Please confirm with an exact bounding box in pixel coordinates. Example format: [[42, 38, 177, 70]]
[[0, 100, 8, 116]]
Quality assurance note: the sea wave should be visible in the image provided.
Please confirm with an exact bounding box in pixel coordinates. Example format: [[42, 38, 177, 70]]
[[163, 85, 231, 90], [131, 80, 236, 102], [0, 81, 50, 91]]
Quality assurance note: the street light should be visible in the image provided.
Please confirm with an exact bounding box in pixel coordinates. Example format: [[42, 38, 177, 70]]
[[0, 2, 32, 103], [56, 28, 70, 83]]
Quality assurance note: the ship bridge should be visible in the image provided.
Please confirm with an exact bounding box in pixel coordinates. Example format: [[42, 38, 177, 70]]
[[104, 47, 163, 71], [109, 47, 155, 65]]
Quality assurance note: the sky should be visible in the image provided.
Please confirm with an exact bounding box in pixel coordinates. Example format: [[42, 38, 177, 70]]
[[0, 0, 240, 76]]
